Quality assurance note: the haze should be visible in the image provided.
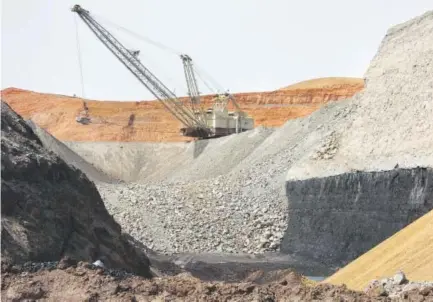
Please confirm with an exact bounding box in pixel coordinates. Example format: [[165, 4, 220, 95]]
[[1, 0, 431, 101]]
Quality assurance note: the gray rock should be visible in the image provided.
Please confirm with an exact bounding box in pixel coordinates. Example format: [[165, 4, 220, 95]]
[[62, 11, 433, 260], [92, 260, 105, 268], [392, 271, 408, 285]]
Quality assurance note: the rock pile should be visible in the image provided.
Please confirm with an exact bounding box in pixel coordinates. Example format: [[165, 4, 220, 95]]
[[365, 271, 433, 299], [97, 177, 288, 254], [16, 10, 433, 259], [94, 10, 433, 255], [95, 95, 359, 254], [0, 101, 151, 277], [286, 10, 433, 181]]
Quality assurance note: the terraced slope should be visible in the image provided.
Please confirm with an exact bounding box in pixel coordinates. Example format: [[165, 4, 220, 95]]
[[1, 77, 363, 142]]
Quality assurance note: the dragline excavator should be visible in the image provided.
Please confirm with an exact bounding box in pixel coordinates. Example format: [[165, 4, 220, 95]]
[[71, 5, 254, 139]]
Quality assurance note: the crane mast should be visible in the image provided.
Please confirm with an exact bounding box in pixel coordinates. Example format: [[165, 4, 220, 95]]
[[181, 54, 201, 106], [180, 54, 242, 113], [71, 5, 209, 134], [72, 4, 254, 139], [180, 54, 209, 127]]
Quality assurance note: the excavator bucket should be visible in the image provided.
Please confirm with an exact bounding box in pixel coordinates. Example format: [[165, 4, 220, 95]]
[[76, 108, 91, 125], [76, 101, 91, 125], [76, 115, 91, 125]]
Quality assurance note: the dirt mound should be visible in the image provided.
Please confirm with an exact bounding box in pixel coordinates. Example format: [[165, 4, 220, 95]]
[[1, 77, 363, 142], [0, 101, 151, 277], [1, 262, 405, 301], [325, 210, 433, 290]]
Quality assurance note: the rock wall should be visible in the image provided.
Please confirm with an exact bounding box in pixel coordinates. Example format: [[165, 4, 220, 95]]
[[278, 10, 433, 268], [281, 167, 433, 266], [1, 102, 151, 277]]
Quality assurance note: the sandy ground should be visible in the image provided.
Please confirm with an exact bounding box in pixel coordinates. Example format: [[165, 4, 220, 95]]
[[326, 210, 433, 290]]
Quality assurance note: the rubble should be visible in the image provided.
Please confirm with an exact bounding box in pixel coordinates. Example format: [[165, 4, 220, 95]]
[[2, 262, 420, 301], [92, 10, 433, 256], [365, 271, 433, 299]]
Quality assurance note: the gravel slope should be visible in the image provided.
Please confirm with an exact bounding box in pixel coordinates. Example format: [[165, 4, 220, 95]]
[[286, 10, 433, 181], [94, 11, 433, 255], [66, 126, 274, 183], [96, 99, 357, 254], [29, 11, 433, 257]]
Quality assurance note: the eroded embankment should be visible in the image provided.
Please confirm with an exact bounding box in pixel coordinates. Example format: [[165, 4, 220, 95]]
[[281, 167, 433, 267]]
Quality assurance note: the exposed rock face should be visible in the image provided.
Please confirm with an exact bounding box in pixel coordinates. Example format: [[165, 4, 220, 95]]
[[1, 77, 363, 142], [281, 168, 433, 266], [280, 11, 433, 268], [286, 11, 433, 181], [0, 102, 151, 277], [326, 209, 433, 291]]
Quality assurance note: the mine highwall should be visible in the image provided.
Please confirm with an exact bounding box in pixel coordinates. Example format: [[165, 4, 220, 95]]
[[281, 167, 433, 267]]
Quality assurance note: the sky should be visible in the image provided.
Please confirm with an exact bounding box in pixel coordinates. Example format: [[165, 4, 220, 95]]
[[1, 0, 432, 101]]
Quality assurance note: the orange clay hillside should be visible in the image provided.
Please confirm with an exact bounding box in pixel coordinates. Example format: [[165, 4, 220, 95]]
[[1, 77, 363, 142]]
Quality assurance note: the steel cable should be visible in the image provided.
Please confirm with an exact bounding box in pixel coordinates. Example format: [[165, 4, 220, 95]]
[[74, 14, 86, 98]]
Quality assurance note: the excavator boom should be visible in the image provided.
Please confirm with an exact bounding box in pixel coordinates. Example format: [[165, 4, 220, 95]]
[[72, 5, 254, 138], [71, 5, 209, 133]]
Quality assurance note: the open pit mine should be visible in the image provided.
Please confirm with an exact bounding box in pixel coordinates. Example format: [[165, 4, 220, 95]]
[[1, 8, 433, 302]]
